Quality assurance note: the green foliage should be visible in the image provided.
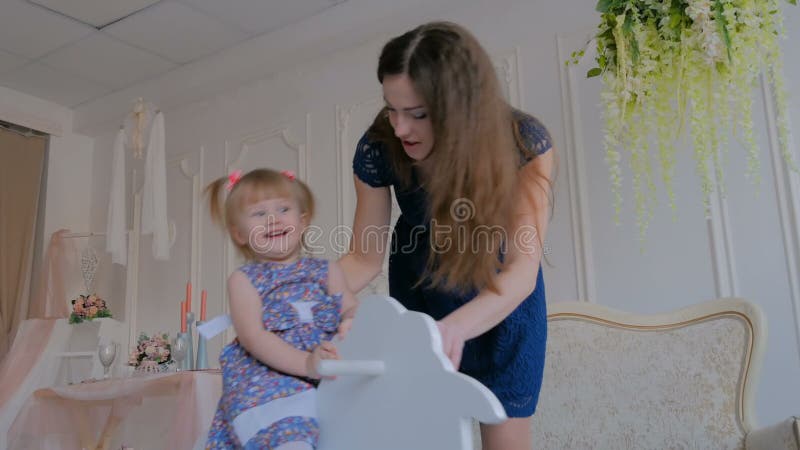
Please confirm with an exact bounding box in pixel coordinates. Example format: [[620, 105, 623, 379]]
[[569, 0, 797, 239]]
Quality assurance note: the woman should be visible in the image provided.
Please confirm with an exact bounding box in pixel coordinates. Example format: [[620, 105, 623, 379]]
[[339, 21, 555, 450]]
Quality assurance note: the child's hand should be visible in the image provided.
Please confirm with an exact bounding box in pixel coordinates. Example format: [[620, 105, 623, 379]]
[[306, 341, 339, 379], [336, 317, 354, 341]]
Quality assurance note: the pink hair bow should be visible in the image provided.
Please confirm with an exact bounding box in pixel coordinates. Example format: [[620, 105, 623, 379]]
[[225, 169, 243, 191], [281, 170, 296, 181]]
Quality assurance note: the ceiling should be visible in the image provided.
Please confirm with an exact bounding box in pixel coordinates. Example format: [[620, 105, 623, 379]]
[[0, 0, 347, 109]]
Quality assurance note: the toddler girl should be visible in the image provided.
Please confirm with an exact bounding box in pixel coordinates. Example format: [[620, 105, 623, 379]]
[[205, 168, 357, 450]]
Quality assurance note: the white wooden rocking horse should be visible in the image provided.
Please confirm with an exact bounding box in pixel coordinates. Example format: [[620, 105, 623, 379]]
[[316, 294, 506, 450]]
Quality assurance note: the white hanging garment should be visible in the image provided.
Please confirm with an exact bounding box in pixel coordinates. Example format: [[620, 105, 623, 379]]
[[105, 129, 127, 265], [141, 111, 170, 260]]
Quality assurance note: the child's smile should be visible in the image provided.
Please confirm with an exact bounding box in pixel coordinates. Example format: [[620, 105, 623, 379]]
[[234, 197, 307, 263]]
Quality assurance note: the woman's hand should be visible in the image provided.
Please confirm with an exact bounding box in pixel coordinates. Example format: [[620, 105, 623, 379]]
[[336, 317, 354, 340], [306, 341, 339, 379], [436, 320, 467, 370]]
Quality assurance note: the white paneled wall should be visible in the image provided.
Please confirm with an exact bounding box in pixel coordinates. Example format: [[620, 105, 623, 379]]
[[221, 120, 308, 344], [334, 94, 393, 295], [86, 0, 800, 426], [553, 1, 800, 427]]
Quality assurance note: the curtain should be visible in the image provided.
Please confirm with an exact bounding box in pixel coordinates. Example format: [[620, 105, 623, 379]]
[[0, 231, 73, 411], [0, 125, 47, 361]]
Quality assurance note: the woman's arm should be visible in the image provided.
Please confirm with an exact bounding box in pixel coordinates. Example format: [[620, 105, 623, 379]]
[[228, 271, 318, 377], [328, 260, 359, 316], [438, 149, 555, 366], [328, 260, 359, 337], [338, 175, 393, 292]]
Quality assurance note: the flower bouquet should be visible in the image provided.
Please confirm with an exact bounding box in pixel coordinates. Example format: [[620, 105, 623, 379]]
[[570, 0, 797, 238], [69, 294, 112, 324], [127, 332, 173, 374]]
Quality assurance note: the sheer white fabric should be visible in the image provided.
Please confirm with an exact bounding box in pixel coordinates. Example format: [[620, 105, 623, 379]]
[[141, 111, 169, 261], [106, 129, 127, 265]]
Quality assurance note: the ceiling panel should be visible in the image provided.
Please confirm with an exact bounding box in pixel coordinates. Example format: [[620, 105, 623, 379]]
[[177, 0, 344, 35], [0, 50, 30, 76], [27, 0, 162, 28], [0, 0, 94, 58], [0, 0, 353, 109], [41, 33, 177, 90], [104, 1, 248, 64], [0, 62, 113, 107]]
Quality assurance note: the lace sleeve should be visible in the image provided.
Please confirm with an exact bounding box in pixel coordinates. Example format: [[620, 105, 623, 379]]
[[514, 111, 553, 164], [352, 132, 394, 187]]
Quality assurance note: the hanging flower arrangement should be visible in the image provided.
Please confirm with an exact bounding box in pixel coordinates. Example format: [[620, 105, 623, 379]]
[[570, 0, 797, 237]]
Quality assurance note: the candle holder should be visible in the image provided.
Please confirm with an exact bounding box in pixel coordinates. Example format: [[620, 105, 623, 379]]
[[172, 333, 189, 371], [195, 320, 209, 370], [184, 311, 195, 370]]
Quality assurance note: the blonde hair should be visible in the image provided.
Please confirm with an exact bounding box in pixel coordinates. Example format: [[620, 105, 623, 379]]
[[373, 21, 554, 293], [205, 169, 314, 260]]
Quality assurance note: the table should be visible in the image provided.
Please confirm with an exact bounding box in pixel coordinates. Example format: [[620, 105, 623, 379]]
[[7, 370, 222, 450]]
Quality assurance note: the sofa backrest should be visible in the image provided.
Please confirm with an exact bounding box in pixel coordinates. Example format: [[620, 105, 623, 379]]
[[530, 298, 765, 450]]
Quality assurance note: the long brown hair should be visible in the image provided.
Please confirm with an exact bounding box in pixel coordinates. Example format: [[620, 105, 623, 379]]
[[371, 21, 552, 293], [206, 169, 314, 260]]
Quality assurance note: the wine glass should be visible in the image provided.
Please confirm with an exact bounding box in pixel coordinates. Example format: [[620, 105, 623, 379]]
[[172, 335, 188, 371], [97, 341, 117, 379]]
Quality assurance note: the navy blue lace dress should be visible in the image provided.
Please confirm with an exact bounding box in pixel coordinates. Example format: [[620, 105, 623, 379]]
[[351, 110, 552, 417]]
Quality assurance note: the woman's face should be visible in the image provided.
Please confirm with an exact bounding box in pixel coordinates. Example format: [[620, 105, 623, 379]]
[[382, 73, 434, 161]]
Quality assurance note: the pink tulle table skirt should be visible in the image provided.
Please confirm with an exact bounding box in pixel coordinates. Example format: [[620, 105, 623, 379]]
[[7, 370, 221, 450]]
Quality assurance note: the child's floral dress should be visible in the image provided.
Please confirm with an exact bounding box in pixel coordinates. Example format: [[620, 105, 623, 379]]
[[206, 258, 342, 449]]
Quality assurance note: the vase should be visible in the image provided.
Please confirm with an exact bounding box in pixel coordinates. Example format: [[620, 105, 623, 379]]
[[195, 320, 208, 370], [185, 312, 195, 370], [134, 360, 172, 375]]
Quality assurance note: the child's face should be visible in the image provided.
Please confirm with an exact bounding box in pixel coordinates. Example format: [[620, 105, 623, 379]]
[[232, 196, 307, 262]]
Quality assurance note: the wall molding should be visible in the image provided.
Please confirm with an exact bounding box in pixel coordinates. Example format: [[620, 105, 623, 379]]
[[335, 104, 349, 232], [555, 32, 597, 303], [335, 97, 383, 232], [304, 113, 311, 186], [176, 147, 205, 323], [760, 74, 800, 360], [226, 123, 308, 179], [222, 121, 308, 342], [221, 141, 232, 345], [125, 149, 203, 352], [493, 47, 522, 109], [706, 179, 739, 298]]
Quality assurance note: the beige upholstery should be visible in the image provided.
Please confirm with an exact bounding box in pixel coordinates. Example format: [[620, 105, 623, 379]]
[[474, 298, 799, 449]]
